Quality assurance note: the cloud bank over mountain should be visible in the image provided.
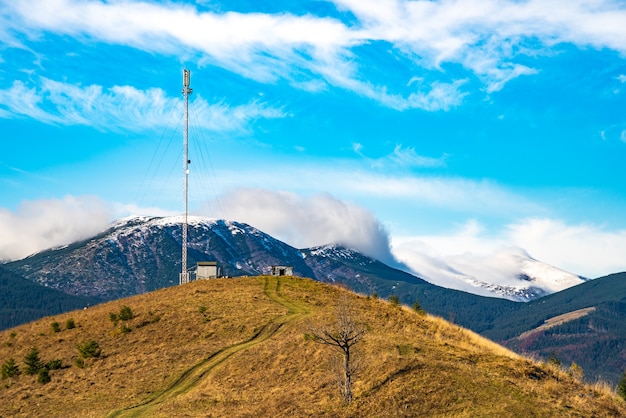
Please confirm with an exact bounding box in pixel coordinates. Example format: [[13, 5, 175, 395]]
[[0, 196, 111, 260], [207, 188, 396, 266]]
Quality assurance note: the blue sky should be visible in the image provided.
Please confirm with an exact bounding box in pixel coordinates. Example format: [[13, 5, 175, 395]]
[[1, 0, 626, 282]]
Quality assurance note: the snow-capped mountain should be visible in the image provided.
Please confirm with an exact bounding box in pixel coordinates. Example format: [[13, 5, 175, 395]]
[[6, 215, 586, 303], [395, 247, 586, 302], [7, 216, 314, 299]]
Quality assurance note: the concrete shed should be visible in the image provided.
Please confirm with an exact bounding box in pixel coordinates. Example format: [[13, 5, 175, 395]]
[[270, 265, 293, 276], [197, 261, 221, 279]]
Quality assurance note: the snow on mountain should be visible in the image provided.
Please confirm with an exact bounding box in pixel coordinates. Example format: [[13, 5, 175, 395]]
[[394, 246, 586, 302], [8, 215, 588, 303]]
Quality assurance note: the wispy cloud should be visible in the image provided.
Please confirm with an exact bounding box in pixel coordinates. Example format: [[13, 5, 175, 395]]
[[354, 144, 448, 169], [0, 78, 287, 131], [333, 0, 626, 92], [206, 159, 542, 218], [6, 1, 626, 109]]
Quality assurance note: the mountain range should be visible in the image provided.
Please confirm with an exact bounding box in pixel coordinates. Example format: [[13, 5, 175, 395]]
[[4, 216, 584, 301], [2, 215, 626, 384]]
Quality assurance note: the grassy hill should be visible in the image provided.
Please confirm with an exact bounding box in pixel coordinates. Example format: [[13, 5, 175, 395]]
[[0, 276, 624, 417]]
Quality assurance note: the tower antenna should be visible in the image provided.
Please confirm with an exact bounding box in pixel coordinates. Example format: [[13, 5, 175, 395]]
[[180, 69, 192, 285]]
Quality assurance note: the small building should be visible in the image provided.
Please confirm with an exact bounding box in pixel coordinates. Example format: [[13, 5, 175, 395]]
[[196, 261, 221, 279], [270, 265, 293, 276]]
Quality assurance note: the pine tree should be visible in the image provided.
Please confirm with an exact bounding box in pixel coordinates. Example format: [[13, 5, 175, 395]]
[[1, 358, 20, 379], [618, 370, 626, 401], [24, 347, 43, 376], [412, 299, 426, 315]]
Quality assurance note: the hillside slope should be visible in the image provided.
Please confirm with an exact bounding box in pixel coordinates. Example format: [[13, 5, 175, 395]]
[[491, 272, 626, 385], [0, 266, 98, 330], [0, 276, 624, 417]]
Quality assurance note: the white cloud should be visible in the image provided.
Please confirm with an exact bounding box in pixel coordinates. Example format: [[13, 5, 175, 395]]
[[507, 218, 626, 278], [0, 78, 287, 131], [392, 217, 626, 281], [8, 1, 626, 108], [334, 0, 626, 91], [0, 195, 112, 261], [204, 188, 396, 264]]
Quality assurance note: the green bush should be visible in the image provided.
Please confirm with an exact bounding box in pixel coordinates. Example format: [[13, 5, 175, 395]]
[[65, 318, 76, 329], [388, 295, 400, 307], [51, 321, 61, 333], [77, 340, 102, 359], [74, 358, 85, 369], [109, 312, 119, 325], [118, 305, 134, 321], [37, 369, 51, 384], [24, 347, 43, 376], [1, 358, 20, 379], [46, 359, 63, 370]]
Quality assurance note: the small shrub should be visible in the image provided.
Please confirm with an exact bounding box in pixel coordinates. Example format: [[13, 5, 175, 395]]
[[46, 359, 63, 370], [77, 340, 102, 359], [24, 347, 44, 376], [388, 295, 400, 306], [37, 369, 51, 384], [74, 358, 86, 369], [118, 305, 134, 321], [51, 322, 61, 333], [65, 318, 76, 329], [37, 369, 51, 385], [109, 312, 119, 325], [1, 358, 20, 379], [120, 325, 131, 334], [371, 293, 378, 300]]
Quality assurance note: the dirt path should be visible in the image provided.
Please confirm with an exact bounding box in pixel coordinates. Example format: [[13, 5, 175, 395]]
[[107, 276, 310, 418]]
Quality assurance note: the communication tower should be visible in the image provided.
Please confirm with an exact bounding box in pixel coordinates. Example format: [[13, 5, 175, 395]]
[[180, 69, 192, 285]]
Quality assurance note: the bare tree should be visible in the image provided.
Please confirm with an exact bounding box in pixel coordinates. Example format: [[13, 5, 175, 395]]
[[308, 295, 367, 403]]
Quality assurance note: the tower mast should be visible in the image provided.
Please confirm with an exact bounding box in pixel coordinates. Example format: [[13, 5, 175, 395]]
[[180, 69, 192, 285]]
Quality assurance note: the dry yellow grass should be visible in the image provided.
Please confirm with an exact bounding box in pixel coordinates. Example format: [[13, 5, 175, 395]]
[[0, 276, 624, 417]]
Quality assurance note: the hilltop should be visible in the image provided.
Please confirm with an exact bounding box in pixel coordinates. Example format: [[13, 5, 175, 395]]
[[0, 276, 624, 417]]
